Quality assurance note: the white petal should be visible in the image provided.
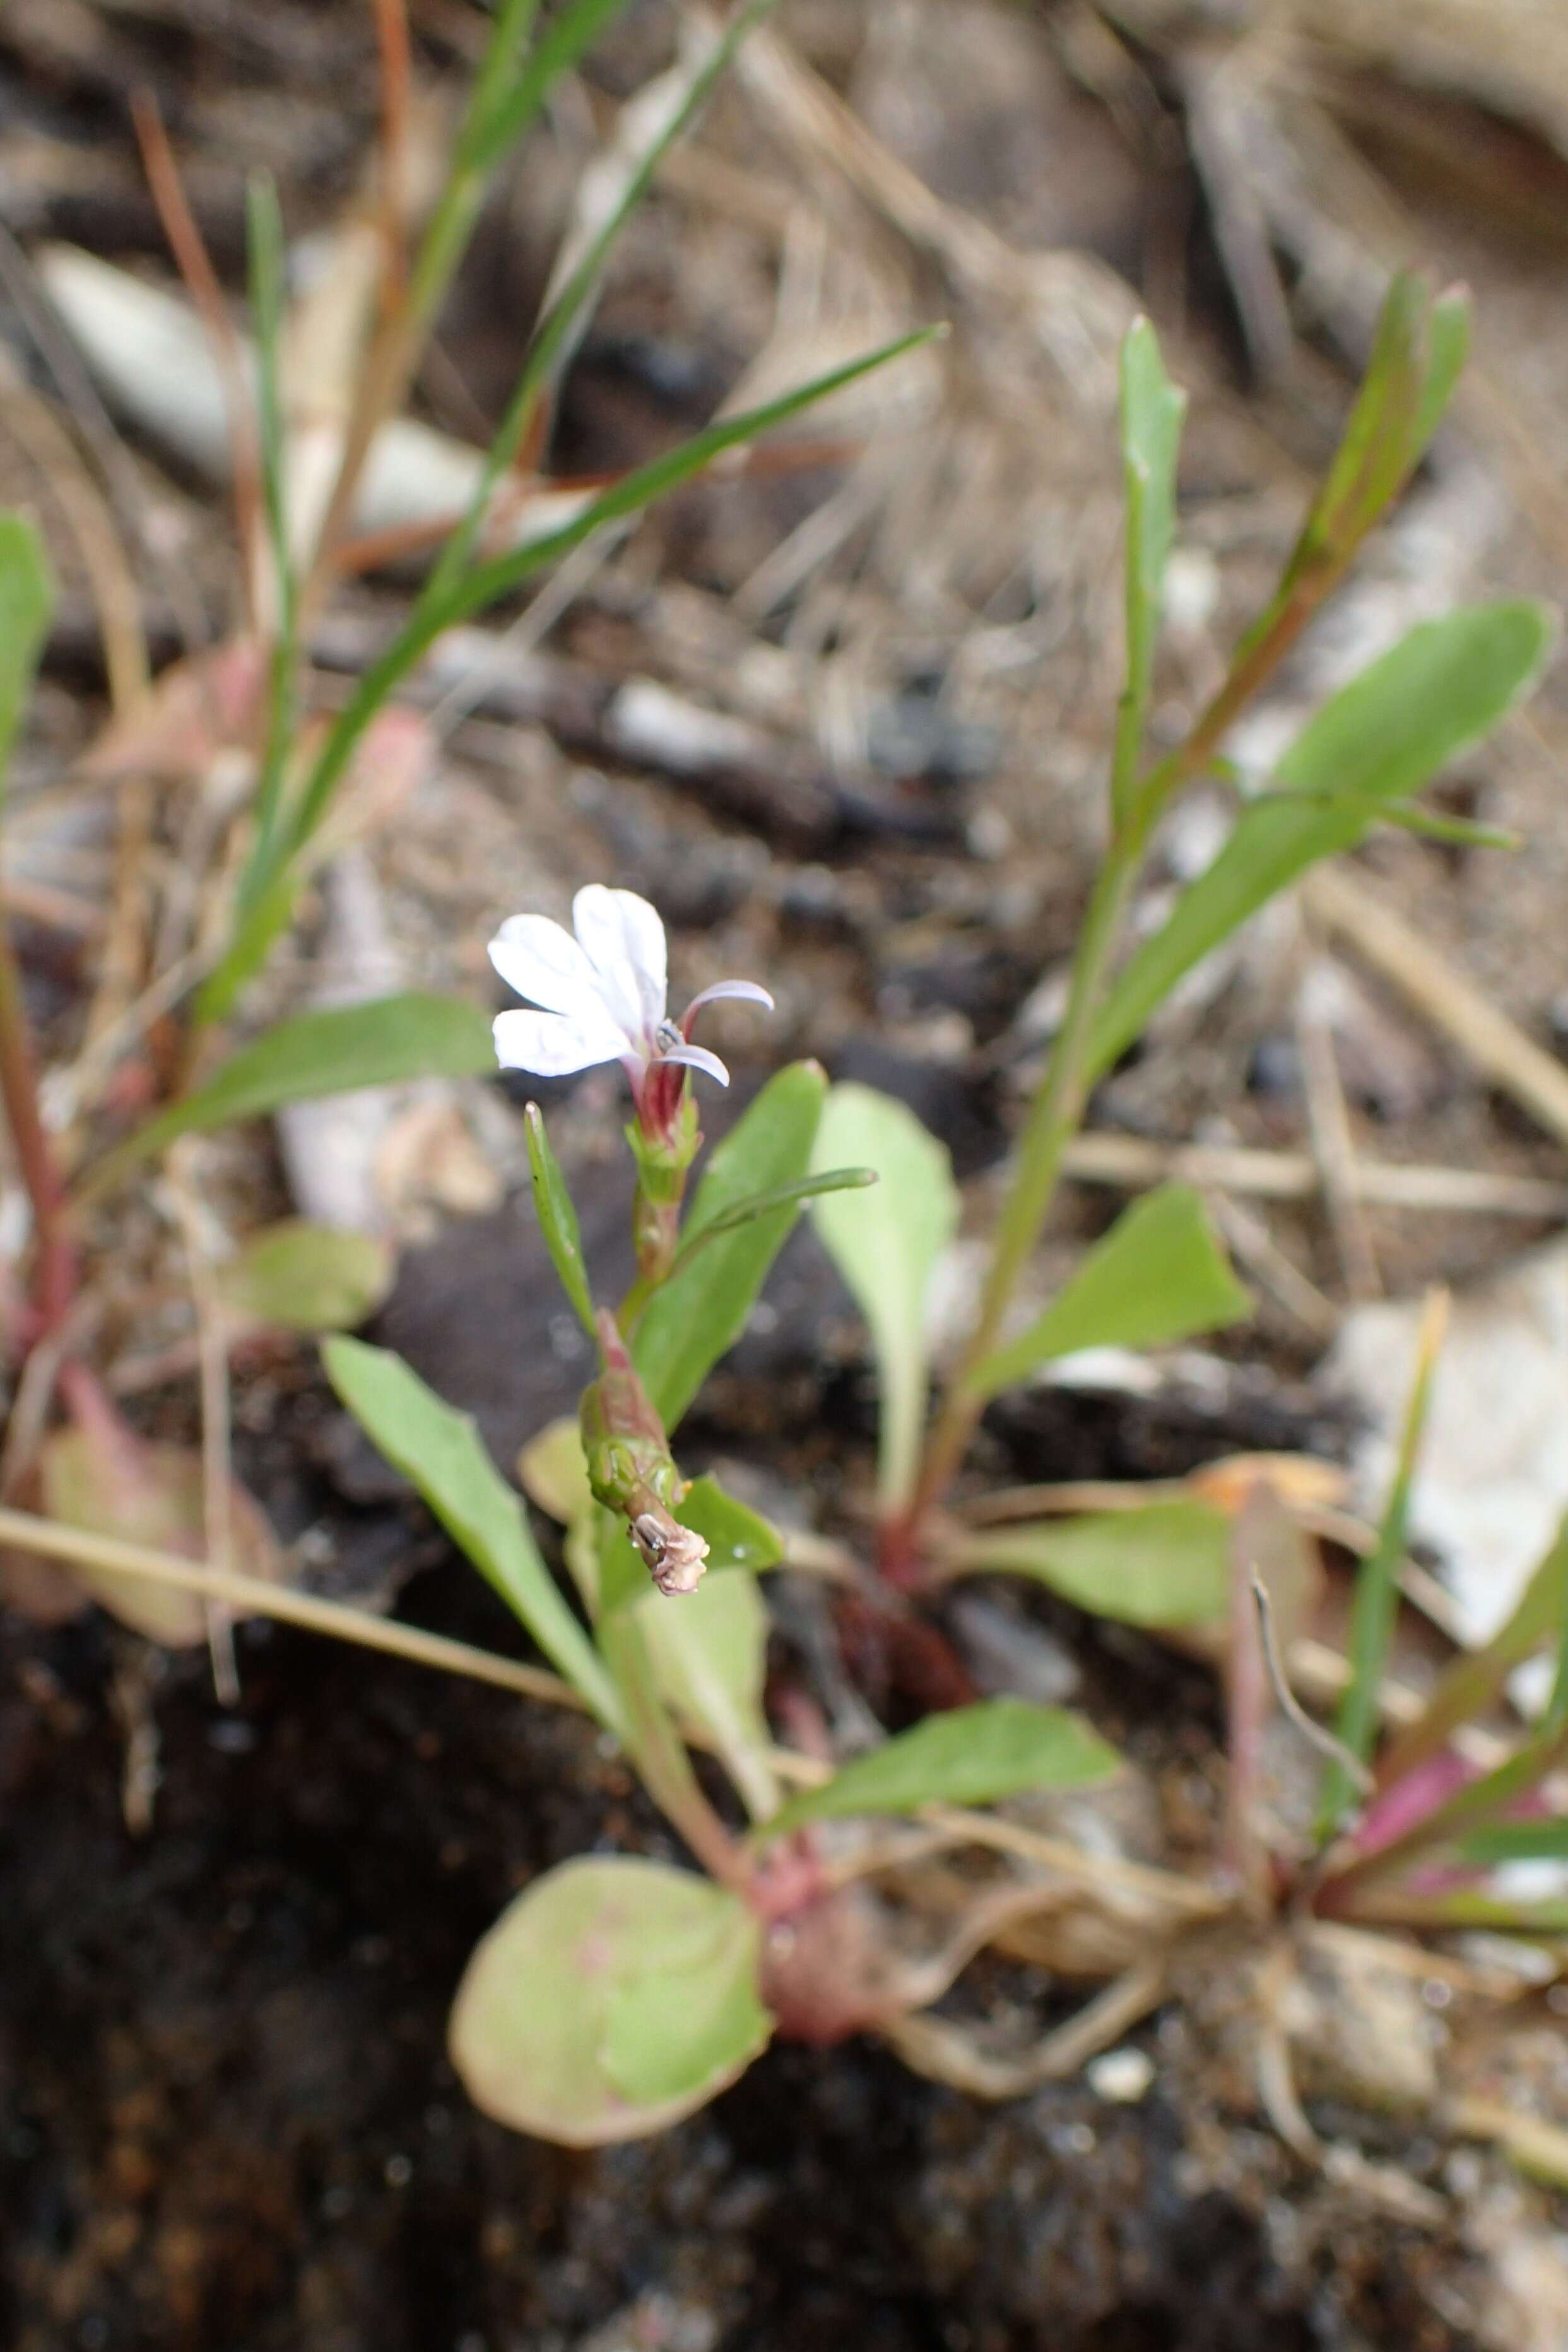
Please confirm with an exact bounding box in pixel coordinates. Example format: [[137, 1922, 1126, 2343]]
[[493, 1007, 627, 1077], [573, 885, 666, 1039], [683, 979, 774, 1021], [661, 1040, 729, 1087], [488, 914, 604, 1019]]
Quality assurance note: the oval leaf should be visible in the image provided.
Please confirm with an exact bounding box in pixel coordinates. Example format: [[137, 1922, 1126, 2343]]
[[38, 1423, 278, 1646], [449, 1857, 770, 2144], [809, 1083, 958, 1511], [969, 1185, 1250, 1398], [322, 1337, 623, 1737], [633, 1061, 827, 1429], [955, 1499, 1232, 1628], [675, 1475, 782, 1575], [78, 993, 497, 1202], [758, 1698, 1120, 1840], [214, 1219, 394, 1333]]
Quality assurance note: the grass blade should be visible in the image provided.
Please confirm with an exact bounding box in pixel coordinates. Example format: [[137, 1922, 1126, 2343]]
[[1316, 1287, 1448, 1838]]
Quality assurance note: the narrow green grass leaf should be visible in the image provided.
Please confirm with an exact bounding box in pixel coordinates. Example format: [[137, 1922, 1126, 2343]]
[[322, 1336, 623, 1736], [967, 1184, 1249, 1399], [1317, 1291, 1447, 1838], [0, 512, 52, 797], [756, 1699, 1121, 1840]]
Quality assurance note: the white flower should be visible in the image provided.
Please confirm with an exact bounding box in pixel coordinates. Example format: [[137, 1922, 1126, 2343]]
[[489, 885, 772, 1095]]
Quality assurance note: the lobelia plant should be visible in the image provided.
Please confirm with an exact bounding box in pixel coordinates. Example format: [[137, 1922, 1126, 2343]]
[[303, 285, 1568, 2151], [798, 274, 1555, 1658], [326, 887, 1129, 2143], [0, 0, 926, 1633]]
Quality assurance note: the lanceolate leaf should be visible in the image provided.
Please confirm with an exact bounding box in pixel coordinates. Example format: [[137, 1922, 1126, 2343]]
[[0, 512, 52, 796], [634, 1061, 827, 1429], [967, 1184, 1249, 1398], [1088, 601, 1555, 1078], [322, 1337, 623, 1737], [449, 1857, 769, 2145], [666, 1167, 875, 1277], [1460, 1818, 1568, 1867], [757, 1699, 1121, 1840], [78, 994, 496, 1201], [952, 1499, 1232, 1629], [809, 1084, 958, 1513], [1114, 317, 1186, 827], [524, 1104, 596, 1336]]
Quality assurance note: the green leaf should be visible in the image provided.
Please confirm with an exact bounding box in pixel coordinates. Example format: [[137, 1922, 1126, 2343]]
[[250, 331, 938, 925], [523, 1104, 596, 1336], [808, 1083, 958, 1513], [1114, 317, 1186, 827], [757, 1698, 1120, 1840], [1318, 1290, 1446, 1838], [592, 1472, 781, 1622], [967, 1184, 1249, 1398], [633, 1061, 827, 1429], [0, 512, 52, 796], [1377, 1513, 1568, 1787], [37, 1421, 279, 1648], [1236, 274, 1464, 663], [952, 1499, 1232, 1628], [77, 993, 496, 1202], [1460, 1818, 1568, 1867], [1088, 601, 1556, 1078], [449, 1857, 769, 2144], [666, 1167, 876, 1279], [213, 1219, 394, 1333], [637, 1570, 777, 1821], [675, 1476, 783, 1575], [321, 1337, 623, 1737]]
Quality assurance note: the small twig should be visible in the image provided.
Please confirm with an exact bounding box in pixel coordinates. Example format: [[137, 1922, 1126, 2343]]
[[1295, 955, 1381, 1299], [1307, 863, 1568, 1157], [1253, 1575, 1374, 1797], [1058, 1128, 1568, 1219], [881, 1954, 1167, 2100], [370, 0, 415, 309]]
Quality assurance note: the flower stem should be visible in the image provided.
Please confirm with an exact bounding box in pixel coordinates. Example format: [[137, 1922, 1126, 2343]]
[[912, 851, 1136, 1523], [0, 924, 74, 1339], [909, 567, 1349, 1547]]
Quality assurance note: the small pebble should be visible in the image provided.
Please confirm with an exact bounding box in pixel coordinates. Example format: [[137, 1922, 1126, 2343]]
[[1086, 2047, 1155, 2105]]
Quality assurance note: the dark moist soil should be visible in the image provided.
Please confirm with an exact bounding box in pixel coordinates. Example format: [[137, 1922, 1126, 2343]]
[[0, 1554, 1475, 2352]]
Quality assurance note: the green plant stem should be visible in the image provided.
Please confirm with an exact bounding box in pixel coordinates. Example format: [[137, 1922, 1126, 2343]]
[[0, 926, 73, 1337], [909, 557, 1365, 1546], [912, 851, 1136, 1522]]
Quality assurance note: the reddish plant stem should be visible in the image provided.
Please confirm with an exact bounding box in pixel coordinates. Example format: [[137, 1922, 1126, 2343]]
[[0, 926, 74, 1342]]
